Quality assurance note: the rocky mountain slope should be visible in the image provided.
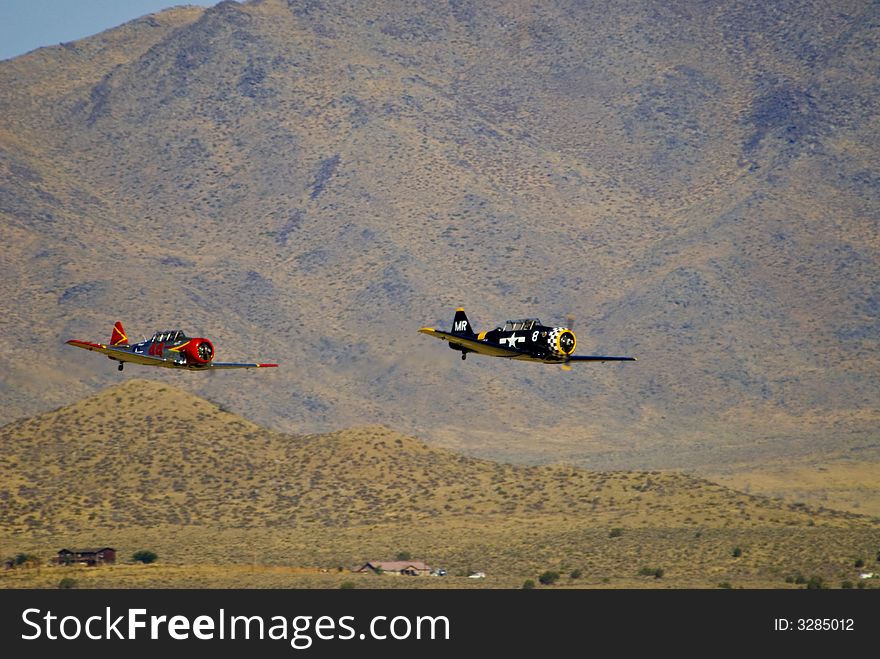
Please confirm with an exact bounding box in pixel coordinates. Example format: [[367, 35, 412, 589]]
[[1, 0, 877, 469]]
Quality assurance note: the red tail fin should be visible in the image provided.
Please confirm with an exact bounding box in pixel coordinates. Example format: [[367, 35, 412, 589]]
[[110, 321, 128, 346]]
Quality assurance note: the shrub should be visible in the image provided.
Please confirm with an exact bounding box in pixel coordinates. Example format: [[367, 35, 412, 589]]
[[854, 558, 865, 568], [58, 577, 77, 590], [396, 551, 411, 561], [14, 553, 39, 567], [732, 547, 742, 558], [538, 570, 560, 586], [609, 528, 623, 538], [132, 550, 158, 564], [805, 576, 826, 590], [339, 581, 356, 589], [638, 566, 663, 578], [569, 569, 582, 579], [841, 581, 854, 589], [522, 579, 536, 589], [717, 582, 732, 589], [653, 568, 664, 579]]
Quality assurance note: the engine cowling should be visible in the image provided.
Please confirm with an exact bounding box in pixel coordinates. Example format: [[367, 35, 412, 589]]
[[547, 328, 576, 357], [183, 338, 214, 364]]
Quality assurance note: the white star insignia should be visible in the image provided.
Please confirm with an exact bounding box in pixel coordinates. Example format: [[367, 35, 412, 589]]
[[501, 333, 524, 349]]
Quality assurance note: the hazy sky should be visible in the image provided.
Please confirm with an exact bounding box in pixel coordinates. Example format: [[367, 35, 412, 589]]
[[0, 0, 218, 61]]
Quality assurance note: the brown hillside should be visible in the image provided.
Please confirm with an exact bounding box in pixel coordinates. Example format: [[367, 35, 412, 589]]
[[0, 378, 868, 533], [1, 380, 877, 588], [0, 0, 877, 472]]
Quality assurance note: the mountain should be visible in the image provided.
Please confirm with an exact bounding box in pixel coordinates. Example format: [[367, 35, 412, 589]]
[[1, 379, 877, 588], [0, 0, 878, 471]]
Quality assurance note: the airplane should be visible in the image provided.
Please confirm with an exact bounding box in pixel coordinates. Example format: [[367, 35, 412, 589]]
[[66, 321, 278, 371], [419, 308, 636, 368]]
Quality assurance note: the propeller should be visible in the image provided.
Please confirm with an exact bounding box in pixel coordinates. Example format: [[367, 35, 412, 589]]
[[560, 313, 576, 372], [198, 341, 213, 361]]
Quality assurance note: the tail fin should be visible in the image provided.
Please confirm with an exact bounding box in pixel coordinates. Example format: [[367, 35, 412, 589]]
[[110, 321, 128, 346], [451, 308, 476, 337]]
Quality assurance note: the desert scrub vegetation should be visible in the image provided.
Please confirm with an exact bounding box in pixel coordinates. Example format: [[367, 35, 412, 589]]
[[4, 552, 41, 568], [133, 550, 158, 564], [538, 570, 560, 586], [638, 566, 664, 579]]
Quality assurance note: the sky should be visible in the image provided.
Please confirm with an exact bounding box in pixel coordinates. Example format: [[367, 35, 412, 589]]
[[0, 0, 218, 61]]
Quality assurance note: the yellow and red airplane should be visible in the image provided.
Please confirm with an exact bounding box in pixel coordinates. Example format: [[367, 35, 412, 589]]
[[66, 322, 278, 371]]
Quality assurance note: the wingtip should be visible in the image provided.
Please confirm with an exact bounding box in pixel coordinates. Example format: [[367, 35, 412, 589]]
[[418, 327, 436, 334]]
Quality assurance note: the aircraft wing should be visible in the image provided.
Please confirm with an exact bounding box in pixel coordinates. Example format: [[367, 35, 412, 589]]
[[66, 340, 183, 367], [566, 355, 637, 362], [418, 328, 526, 357], [67, 340, 277, 369]]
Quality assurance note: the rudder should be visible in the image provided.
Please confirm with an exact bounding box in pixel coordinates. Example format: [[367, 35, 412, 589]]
[[110, 321, 128, 346], [451, 308, 475, 337]]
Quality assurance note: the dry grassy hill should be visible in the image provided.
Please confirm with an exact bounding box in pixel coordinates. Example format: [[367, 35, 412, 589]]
[[707, 460, 880, 519], [0, 0, 877, 473], [1, 380, 877, 589]]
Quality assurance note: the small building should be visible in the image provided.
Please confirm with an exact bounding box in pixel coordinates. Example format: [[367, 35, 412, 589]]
[[55, 548, 116, 567], [356, 560, 431, 576]]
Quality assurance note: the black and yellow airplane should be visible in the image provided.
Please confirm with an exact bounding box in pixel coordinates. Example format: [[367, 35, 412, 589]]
[[419, 308, 636, 368]]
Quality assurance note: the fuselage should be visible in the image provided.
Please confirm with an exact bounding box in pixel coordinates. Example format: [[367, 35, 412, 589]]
[[455, 318, 577, 363], [113, 330, 215, 368]]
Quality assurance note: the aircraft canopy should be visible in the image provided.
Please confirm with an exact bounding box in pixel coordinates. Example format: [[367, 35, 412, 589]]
[[151, 330, 187, 342], [502, 319, 541, 331]]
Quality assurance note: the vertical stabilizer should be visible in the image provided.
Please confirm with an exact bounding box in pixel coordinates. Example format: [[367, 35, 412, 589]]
[[451, 308, 476, 337], [110, 321, 128, 346]]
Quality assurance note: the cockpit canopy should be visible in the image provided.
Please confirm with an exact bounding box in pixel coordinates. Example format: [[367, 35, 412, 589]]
[[501, 319, 542, 331], [151, 330, 187, 343]]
